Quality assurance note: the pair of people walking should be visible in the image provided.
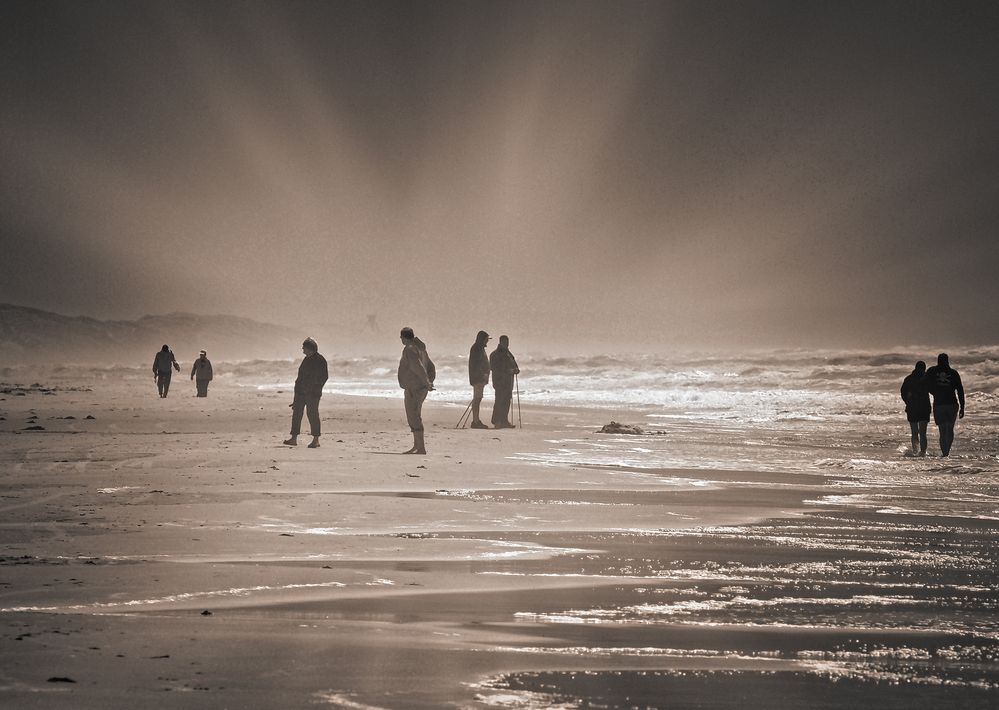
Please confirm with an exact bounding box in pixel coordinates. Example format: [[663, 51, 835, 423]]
[[900, 353, 966, 457], [467, 332, 520, 429], [152, 345, 214, 398]]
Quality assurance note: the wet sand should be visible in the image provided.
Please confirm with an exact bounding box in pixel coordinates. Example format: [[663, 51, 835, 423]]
[[1, 377, 997, 708]]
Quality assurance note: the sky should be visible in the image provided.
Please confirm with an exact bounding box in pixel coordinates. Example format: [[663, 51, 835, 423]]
[[1, 0, 997, 352]]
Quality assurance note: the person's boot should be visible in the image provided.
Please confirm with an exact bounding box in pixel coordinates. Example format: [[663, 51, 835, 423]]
[[308, 435, 320, 448], [283, 435, 298, 446]]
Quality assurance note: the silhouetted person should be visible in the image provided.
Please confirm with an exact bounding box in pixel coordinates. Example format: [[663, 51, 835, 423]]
[[284, 338, 328, 448], [489, 335, 520, 429], [190, 350, 214, 397], [900, 360, 930, 456], [397, 327, 435, 454], [152, 344, 180, 398], [468, 330, 491, 429], [925, 353, 965, 457]]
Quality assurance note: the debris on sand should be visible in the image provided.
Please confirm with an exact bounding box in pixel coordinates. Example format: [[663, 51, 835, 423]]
[[598, 421, 645, 435]]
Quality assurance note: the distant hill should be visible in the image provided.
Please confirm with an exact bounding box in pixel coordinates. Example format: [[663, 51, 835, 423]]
[[0, 304, 306, 365]]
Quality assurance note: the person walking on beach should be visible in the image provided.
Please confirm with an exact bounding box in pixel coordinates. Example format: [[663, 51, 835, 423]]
[[489, 335, 520, 429], [900, 360, 930, 456], [283, 338, 328, 448], [190, 350, 214, 397], [152, 344, 180, 398], [398, 327, 435, 454], [924, 353, 965, 457], [468, 330, 491, 429]]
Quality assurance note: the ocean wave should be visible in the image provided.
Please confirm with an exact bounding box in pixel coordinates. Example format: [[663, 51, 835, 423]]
[[10, 347, 999, 415]]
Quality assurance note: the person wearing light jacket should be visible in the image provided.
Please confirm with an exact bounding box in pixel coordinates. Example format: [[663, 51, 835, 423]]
[[397, 327, 435, 454], [190, 350, 214, 397]]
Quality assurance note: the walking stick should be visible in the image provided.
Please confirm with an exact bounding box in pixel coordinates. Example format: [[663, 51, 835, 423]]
[[515, 373, 522, 428], [455, 399, 474, 429]]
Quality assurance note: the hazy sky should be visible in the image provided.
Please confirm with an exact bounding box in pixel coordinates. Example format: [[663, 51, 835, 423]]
[[2, 0, 997, 350]]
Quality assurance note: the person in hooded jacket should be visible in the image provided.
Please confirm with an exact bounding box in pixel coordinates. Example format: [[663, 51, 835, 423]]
[[284, 338, 329, 448], [900, 360, 930, 456], [398, 327, 435, 454], [152, 344, 181, 398], [468, 330, 491, 429], [190, 350, 214, 397], [924, 353, 966, 457]]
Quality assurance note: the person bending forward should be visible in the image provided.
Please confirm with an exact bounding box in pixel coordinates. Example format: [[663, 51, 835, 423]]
[[397, 327, 435, 454]]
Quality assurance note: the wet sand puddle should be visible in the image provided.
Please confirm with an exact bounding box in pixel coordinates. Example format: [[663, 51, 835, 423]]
[[456, 508, 999, 708], [15, 485, 995, 708], [454, 423, 999, 707], [169, 502, 996, 707]]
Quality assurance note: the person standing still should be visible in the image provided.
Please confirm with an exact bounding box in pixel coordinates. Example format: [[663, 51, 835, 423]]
[[190, 350, 214, 397], [900, 360, 930, 456], [152, 344, 180, 398], [924, 353, 965, 457], [489, 335, 520, 429], [468, 330, 491, 429], [398, 327, 436, 454], [284, 338, 328, 448]]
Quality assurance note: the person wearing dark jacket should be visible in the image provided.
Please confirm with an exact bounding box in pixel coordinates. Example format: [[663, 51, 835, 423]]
[[489, 335, 520, 429], [468, 330, 491, 429], [284, 338, 329, 448], [152, 344, 181, 398], [398, 327, 435, 454], [190, 350, 214, 397], [900, 360, 930, 456], [924, 353, 965, 457]]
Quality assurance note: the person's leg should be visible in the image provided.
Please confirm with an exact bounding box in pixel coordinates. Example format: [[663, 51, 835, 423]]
[[940, 424, 953, 456], [412, 388, 427, 453], [156, 373, 165, 397], [917, 421, 927, 455], [490, 387, 502, 427], [934, 405, 957, 456], [404, 388, 427, 453], [492, 385, 513, 429], [471, 383, 487, 427], [909, 421, 919, 454], [495, 385, 513, 427], [285, 396, 305, 445], [306, 396, 321, 447], [161, 371, 172, 397]]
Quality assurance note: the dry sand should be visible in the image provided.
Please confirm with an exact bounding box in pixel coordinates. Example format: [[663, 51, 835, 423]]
[[1, 377, 996, 708]]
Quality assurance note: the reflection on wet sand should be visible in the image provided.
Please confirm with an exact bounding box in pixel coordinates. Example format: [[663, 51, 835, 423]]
[[1, 376, 997, 708]]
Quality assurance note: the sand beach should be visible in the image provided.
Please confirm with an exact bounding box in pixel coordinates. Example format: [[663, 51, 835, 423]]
[[1, 367, 997, 708]]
